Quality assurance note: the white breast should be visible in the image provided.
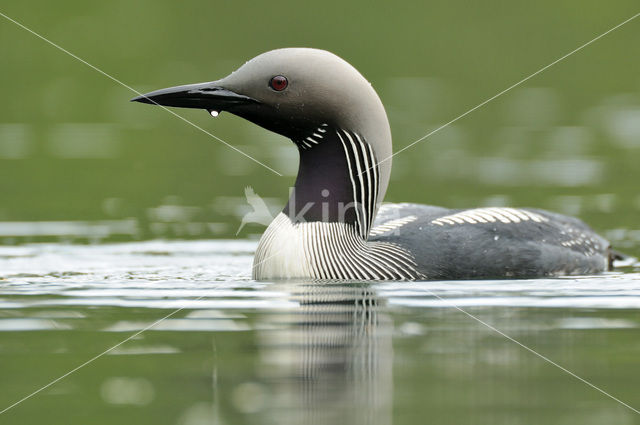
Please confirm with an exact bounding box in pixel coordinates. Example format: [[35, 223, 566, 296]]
[[253, 213, 313, 279], [253, 213, 420, 281]]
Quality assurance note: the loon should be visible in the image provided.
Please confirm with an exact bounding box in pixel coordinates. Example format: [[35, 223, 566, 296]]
[[133, 48, 617, 281]]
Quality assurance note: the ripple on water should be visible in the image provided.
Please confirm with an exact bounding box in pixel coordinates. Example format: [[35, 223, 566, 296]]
[[0, 318, 72, 331], [0, 240, 638, 311]]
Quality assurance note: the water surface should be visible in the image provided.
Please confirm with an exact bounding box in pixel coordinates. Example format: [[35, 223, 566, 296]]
[[1, 1, 640, 423], [1, 241, 639, 424]]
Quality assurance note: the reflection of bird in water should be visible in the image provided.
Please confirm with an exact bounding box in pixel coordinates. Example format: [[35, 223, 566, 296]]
[[258, 283, 392, 425], [236, 186, 274, 235]]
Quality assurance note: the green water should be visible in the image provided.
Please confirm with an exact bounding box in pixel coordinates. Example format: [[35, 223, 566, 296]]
[[1, 242, 639, 424], [1, 0, 640, 423]]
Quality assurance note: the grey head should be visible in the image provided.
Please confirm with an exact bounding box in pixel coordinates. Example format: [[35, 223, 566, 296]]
[[133, 48, 392, 235]]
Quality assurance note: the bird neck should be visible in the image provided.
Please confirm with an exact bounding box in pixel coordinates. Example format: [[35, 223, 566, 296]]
[[283, 127, 382, 239]]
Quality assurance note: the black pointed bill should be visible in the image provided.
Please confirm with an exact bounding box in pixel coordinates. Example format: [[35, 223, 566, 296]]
[[131, 82, 257, 111]]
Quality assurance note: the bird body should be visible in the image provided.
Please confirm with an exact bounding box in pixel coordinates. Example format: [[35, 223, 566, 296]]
[[134, 48, 615, 280]]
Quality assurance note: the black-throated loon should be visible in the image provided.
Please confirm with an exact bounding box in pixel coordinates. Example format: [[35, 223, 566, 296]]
[[133, 48, 618, 281]]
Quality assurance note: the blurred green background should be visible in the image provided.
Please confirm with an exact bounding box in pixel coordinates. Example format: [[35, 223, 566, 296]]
[[1, 3, 640, 424], [0, 0, 638, 251]]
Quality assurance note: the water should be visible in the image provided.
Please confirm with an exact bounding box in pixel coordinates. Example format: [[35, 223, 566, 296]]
[[1, 241, 639, 424], [2, 1, 640, 423]]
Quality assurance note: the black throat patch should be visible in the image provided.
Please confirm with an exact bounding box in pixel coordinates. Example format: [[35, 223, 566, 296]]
[[284, 128, 379, 238]]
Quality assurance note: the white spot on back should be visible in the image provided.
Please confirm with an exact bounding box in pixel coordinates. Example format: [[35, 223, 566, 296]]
[[370, 215, 418, 236], [431, 208, 549, 226]]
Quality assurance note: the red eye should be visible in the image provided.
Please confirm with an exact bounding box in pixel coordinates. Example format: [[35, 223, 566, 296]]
[[269, 75, 288, 91]]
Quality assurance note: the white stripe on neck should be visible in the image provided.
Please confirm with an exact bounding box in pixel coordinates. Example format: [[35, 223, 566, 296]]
[[253, 213, 420, 280]]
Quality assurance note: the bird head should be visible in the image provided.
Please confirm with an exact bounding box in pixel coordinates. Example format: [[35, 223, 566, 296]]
[[133, 48, 389, 145], [132, 48, 393, 204]]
